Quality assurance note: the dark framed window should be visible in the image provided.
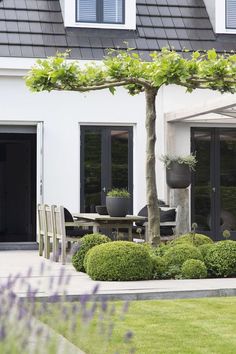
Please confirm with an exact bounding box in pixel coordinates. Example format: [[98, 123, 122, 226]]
[[76, 0, 125, 24], [226, 0, 236, 29]]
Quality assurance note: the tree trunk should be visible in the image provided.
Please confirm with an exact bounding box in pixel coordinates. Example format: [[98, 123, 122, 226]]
[[145, 88, 160, 244]]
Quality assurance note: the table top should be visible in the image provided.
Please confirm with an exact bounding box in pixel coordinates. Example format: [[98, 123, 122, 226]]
[[73, 213, 147, 222]]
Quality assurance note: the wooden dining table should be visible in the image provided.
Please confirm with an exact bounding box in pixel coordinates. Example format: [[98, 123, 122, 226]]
[[71, 213, 147, 241]]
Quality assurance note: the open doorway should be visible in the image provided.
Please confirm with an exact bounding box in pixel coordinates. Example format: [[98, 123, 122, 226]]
[[0, 133, 36, 242]]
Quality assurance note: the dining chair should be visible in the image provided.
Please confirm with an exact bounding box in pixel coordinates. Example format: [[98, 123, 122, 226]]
[[37, 204, 46, 257], [53, 206, 84, 265], [44, 205, 57, 261]]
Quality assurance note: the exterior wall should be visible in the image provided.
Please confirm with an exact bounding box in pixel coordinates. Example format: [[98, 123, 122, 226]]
[[0, 64, 235, 216]]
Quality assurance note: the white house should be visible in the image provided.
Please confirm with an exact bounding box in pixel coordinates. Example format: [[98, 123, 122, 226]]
[[0, 0, 236, 247]]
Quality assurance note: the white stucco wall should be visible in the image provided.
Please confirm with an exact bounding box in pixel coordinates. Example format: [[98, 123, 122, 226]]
[[1, 61, 235, 214]]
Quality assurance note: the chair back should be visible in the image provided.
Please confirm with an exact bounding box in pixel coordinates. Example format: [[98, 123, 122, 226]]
[[37, 204, 46, 240], [53, 206, 67, 264], [54, 206, 66, 241], [45, 205, 55, 239]]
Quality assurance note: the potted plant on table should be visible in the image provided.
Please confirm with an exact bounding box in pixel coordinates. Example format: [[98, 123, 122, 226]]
[[106, 188, 130, 217], [161, 153, 197, 189]]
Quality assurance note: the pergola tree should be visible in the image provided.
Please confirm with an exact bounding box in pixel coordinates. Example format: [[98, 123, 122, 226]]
[[25, 48, 236, 244]]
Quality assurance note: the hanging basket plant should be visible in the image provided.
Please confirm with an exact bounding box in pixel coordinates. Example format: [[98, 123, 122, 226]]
[[161, 154, 197, 189]]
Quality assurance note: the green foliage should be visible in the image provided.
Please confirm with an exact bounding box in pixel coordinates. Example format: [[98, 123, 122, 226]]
[[107, 188, 130, 198], [150, 243, 170, 257], [151, 256, 168, 280], [72, 233, 111, 272], [160, 153, 197, 170], [181, 259, 208, 279], [198, 243, 214, 261], [204, 240, 236, 277], [169, 233, 213, 247], [25, 48, 236, 96], [86, 241, 153, 281], [163, 244, 203, 278]]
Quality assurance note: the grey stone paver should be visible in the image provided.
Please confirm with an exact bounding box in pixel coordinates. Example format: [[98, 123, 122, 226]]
[[1, 250, 236, 300]]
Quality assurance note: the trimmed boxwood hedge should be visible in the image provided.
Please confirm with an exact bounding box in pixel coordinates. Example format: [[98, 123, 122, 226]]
[[204, 240, 236, 277], [181, 259, 207, 279], [164, 244, 203, 268], [72, 233, 111, 272], [163, 244, 203, 278], [151, 256, 168, 280], [198, 243, 213, 261], [169, 233, 213, 247], [86, 241, 153, 281]]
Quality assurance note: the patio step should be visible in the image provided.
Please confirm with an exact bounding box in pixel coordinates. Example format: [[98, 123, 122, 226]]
[[0, 242, 38, 250]]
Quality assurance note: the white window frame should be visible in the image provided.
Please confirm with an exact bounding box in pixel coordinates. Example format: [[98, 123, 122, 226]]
[[215, 0, 236, 33], [63, 0, 136, 30]]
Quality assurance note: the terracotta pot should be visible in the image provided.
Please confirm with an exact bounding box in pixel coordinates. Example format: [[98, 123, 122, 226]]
[[166, 161, 191, 189], [106, 196, 129, 217]]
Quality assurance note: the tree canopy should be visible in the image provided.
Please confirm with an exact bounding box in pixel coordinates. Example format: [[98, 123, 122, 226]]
[[26, 48, 236, 95], [25, 48, 236, 244]]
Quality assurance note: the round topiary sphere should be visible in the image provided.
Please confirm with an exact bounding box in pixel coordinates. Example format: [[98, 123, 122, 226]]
[[170, 233, 213, 247], [86, 241, 153, 281], [164, 244, 203, 268], [204, 240, 236, 278], [181, 259, 207, 279], [72, 233, 111, 272], [198, 243, 214, 260], [151, 256, 167, 280]]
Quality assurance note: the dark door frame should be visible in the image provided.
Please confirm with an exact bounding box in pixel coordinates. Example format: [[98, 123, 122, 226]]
[[80, 125, 133, 213], [191, 127, 236, 240]]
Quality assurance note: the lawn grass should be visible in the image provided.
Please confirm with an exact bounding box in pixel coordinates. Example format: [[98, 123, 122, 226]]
[[40, 297, 236, 354]]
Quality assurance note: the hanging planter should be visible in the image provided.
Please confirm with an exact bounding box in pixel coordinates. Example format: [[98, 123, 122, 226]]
[[106, 188, 130, 217], [161, 154, 197, 189]]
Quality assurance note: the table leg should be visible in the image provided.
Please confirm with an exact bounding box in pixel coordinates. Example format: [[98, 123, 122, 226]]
[[93, 225, 99, 233], [128, 225, 132, 241]]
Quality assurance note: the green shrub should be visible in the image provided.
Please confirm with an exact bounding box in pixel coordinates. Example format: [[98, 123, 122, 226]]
[[169, 233, 213, 247], [151, 256, 167, 280], [86, 241, 153, 281], [163, 244, 203, 278], [181, 259, 207, 279], [151, 243, 170, 257], [72, 233, 111, 272], [204, 240, 236, 277], [199, 243, 214, 260]]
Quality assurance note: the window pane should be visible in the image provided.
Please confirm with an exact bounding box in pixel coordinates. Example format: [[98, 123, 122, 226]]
[[226, 0, 236, 28], [84, 130, 102, 213], [103, 0, 124, 23], [111, 130, 128, 189], [191, 130, 212, 232], [78, 0, 97, 22]]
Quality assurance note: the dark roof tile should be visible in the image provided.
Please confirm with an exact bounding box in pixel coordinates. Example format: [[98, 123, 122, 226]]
[[0, 0, 235, 59]]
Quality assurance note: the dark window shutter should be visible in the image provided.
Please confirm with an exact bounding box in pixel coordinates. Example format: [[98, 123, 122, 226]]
[[77, 0, 97, 22], [103, 0, 124, 24], [226, 0, 236, 29]]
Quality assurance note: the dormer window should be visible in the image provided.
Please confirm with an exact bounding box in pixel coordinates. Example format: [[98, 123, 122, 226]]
[[226, 0, 236, 29], [77, 0, 125, 24], [211, 0, 236, 33], [60, 0, 136, 30]]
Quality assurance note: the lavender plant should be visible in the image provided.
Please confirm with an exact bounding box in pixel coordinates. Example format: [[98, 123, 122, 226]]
[[0, 264, 135, 354]]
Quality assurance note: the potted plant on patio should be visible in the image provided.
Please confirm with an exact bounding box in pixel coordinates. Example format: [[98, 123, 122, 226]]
[[106, 188, 130, 217], [161, 153, 197, 189]]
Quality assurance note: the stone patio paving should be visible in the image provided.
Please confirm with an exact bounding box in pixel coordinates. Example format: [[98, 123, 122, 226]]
[[1, 250, 236, 300]]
